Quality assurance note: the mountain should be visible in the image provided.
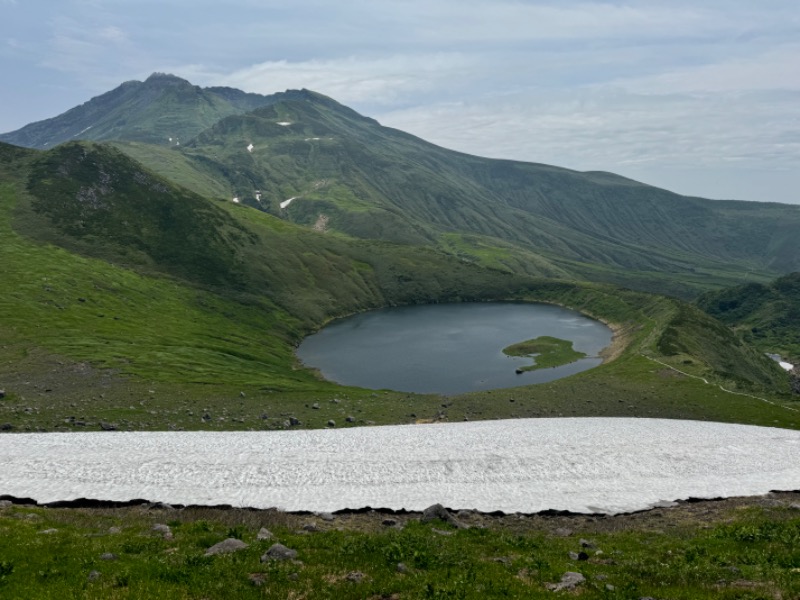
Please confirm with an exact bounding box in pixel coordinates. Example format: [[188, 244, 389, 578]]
[[1, 133, 794, 435], [697, 272, 800, 361], [4, 74, 800, 299], [0, 73, 277, 148]]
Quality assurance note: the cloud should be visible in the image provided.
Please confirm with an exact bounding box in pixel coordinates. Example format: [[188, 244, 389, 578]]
[[208, 54, 476, 106]]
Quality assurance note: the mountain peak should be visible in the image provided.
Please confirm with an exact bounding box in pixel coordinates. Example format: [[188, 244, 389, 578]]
[[144, 72, 192, 87]]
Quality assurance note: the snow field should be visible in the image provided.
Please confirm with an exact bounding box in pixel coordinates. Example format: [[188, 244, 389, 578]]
[[1, 418, 798, 514]]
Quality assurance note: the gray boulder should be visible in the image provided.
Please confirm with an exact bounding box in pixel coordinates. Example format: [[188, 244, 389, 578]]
[[546, 571, 585, 592], [256, 527, 274, 541], [421, 503, 466, 529], [205, 538, 248, 556], [261, 543, 297, 562]]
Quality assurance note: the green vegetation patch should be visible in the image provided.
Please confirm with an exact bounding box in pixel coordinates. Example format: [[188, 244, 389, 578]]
[[503, 336, 587, 372], [1, 496, 800, 599]]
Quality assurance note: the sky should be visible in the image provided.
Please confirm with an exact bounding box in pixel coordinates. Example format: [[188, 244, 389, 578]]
[[1, 0, 799, 204]]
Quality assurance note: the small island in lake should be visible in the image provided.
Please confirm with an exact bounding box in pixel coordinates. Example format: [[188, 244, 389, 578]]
[[503, 336, 587, 373]]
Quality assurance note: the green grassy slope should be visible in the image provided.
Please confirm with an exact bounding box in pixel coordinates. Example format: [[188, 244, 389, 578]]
[[0, 140, 796, 433], [167, 91, 800, 298], [697, 272, 800, 361]]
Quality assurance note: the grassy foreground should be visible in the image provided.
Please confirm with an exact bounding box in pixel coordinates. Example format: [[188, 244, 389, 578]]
[[1, 495, 800, 599]]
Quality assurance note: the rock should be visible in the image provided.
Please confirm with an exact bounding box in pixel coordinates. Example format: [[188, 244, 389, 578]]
[[0, 500, 12, 508], [256, 527, 274, 541], [546, 571, 586, 592], [0, 423, 14, 431], [261, 543, 297, 562], [568, 551, 589, 561], [288, 572, 299, 581], [421, 503, 466, 529], [311, 403, 320, 410], [289, 417, 300, 426], [396, 562, 409, 574], [151, 523, 172, 538], [108, 526, 121, 534], [0, 390, 5, 399], [39, 528, 59, 535], [789, 503, 800, 510], [580, 538, 596, 549], [302, 523, 320, 532], [248, 572, 267, 587], [87, 570, 101, 582], [345, 416, 356, 423], [346, 571, 366, 583], [553, 527, 573, 537], [99, 421, 117, 431], [327, 419, 336, 428], [606, 584, 616, 591], [99, 552, 118, 561], [317, 512, 334, 522], [382, 518, 398, 527], [205, 538, 248, 556], [240, 391, 246, 398]]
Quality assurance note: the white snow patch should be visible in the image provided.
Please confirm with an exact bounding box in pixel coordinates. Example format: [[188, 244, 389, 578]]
[[72, 125, 93, 138], [1, 418, 799, 514], [232, 197, 240, 204], [247, 143, 254, 153], [780, 361, 794, 371], [276, 121, 292, 126], [280, 197, 297, 209], [305, 137, 321, 141]]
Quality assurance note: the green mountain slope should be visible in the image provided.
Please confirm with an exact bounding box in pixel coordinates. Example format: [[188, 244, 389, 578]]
[[697, 272, 800, 361], [143, 88, 800, 298], [5, 75, 800, 299], [0, 74, 276, 148], [1, 140, 795, 433]]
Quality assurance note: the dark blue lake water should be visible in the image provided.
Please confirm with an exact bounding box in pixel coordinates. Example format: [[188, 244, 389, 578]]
[[297, 302, 613, 395]]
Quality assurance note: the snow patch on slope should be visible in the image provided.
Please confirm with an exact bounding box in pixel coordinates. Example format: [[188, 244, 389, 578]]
[[1, 418, 799, 514]]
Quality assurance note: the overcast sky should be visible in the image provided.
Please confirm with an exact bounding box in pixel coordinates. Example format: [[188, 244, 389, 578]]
[[2, 0, 799, 204]]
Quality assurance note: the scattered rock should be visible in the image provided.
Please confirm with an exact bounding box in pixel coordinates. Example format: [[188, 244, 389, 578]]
[[0, 500, 12, 508], [99, 552, 118, 561], [432, 528, 454, 536], [346, 571, 366, 583], [396, 562, 409, 574], [99, 421, 117, 431], [151, 523, 172, 539], [87, 570, 101, 582], [288, 572, 299, 581], [345, 416, 356, 423], [205, 538, 248, 556], [289, 417, 301, 426], [261, 543, 297, 562], [311, 403, 320, 410], [606, 584, 616, 591], [568, 551, 589, 561], [327, 419, 336, 428], [39, 528, 59, 535], [240, 391, 246, 398], [545, 571, 585, 592], [789, 503, 800, 510], [302, 523, 320, 532], [1, 423, 14, 431], [248, 572, 267, 587], [382, 518, 398, 527], [108, 526, 121, 534], [553, 527, 573, 537], [256, 527, 274, 541], [317, 512, 335, 522], [421, 503, 466, 529], [580, 538, 596, 549], [0, 390, 5, 399]]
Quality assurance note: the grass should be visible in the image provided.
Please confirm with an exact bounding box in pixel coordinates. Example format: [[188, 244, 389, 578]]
[[1, 495, 800, 598], [502, 336, 587, 372]]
